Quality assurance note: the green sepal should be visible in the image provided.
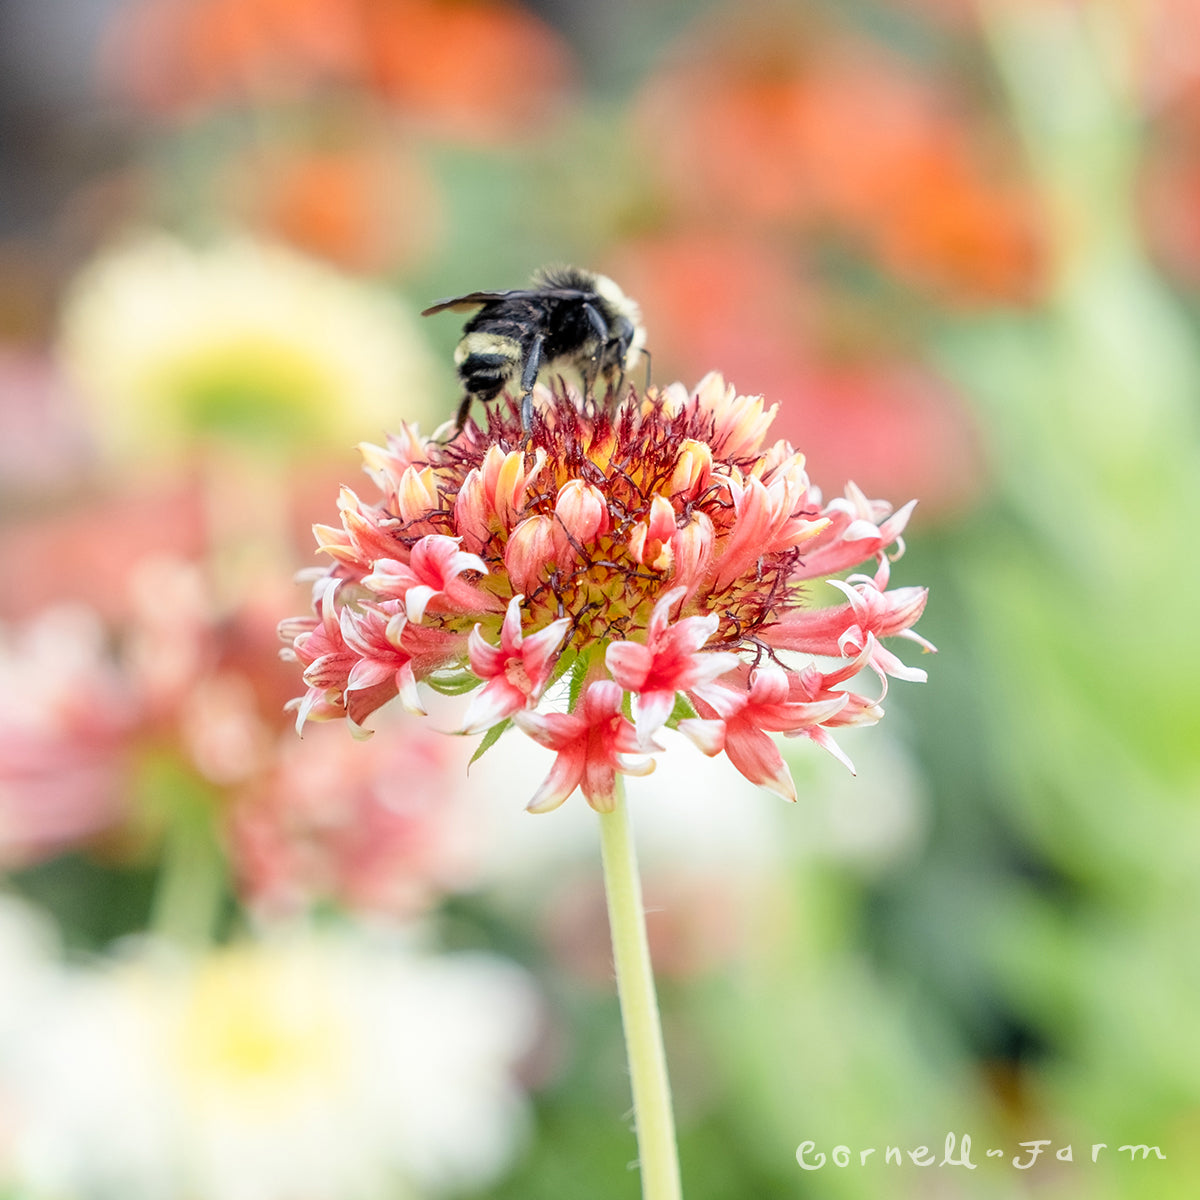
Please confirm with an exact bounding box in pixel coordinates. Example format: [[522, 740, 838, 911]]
[[566, 651, 592, 711], [667, 692, 698, 726], [425, 670, 481, 696], [543, 643, 580, 695]]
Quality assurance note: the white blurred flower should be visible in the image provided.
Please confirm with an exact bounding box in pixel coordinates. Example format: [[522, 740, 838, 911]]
[[464, 722, 927, 981], [58, 233, 438, 462], [0, 915, 538, 1200], [0, 897, 60, 1039], [467, 722, 925, 887], [468, 726, 789, 886]]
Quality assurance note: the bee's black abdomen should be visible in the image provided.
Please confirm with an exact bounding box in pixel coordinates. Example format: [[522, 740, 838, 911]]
[[460, 353, 515, 376]]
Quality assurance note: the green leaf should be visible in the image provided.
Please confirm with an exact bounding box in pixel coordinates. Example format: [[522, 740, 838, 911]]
[[468, 718, 512, 769]]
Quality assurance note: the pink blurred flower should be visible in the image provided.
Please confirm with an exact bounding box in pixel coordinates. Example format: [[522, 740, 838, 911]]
[[544, 869, 754, 985], [229, 719, 475, 918], [0, 350, 91, 497], [282, 373, 933, 809], [0, 608, 139, 866]]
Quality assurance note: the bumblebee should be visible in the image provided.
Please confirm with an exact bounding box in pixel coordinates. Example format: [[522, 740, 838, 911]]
[[422, 265, 646, 433]]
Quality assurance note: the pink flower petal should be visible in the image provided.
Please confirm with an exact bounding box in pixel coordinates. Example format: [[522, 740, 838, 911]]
[[461, 676, 528, 735], [519, 617, 571, 689], [634, 687, 678, 747], [722, 723, 797, 802], [526, 749, 585, 814], [677, 717, 726, 756]]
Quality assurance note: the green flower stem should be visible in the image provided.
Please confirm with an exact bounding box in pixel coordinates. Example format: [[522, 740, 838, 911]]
[[145, 758, 227, 948], [598, 780, 682, 1200]]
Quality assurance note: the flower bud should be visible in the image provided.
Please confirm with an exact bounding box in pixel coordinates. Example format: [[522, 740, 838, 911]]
[[482, 445, 546, 530], [396, 465, 439, 524], [454, 468, 489, 553], [670, 512, 715, 593], [629, 494, 677, 572], [667, 439, 713, 499], [505, 515, 557, 594], [554, 479, 610, 560]]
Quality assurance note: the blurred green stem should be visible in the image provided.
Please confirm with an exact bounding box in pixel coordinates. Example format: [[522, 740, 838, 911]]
[[598, 781, 682, 1200], [980, 0, 1142, 282], [149, 772, 227, 948]]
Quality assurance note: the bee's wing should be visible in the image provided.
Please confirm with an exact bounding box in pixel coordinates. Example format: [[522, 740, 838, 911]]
[[421, 288, 592, 316], [421, 290, 519, 316]]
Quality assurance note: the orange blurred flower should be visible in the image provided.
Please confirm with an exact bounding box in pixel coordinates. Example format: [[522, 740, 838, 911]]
[[222, 134, 441, 273], [637, 7, 1045, 303], [609, 233, 987, 517], [363, 0, 574, 140], [103, 0, 574, 138], [102, 0, 361, 112]]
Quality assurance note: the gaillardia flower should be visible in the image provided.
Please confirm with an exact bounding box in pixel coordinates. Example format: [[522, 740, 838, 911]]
[[281, 374, 933, 811]]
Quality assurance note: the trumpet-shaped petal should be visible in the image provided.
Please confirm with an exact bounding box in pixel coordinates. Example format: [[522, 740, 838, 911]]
[[514, 681, 657, 814], [688, 665, 850, 800], [339, 603, 422, 723], [605, 587, 739, 744], [685, 371, 777, 459], [709, 473, 828, 591], [285, 578, 356, 731], [462, 597, 570, 734], [761, 558, 934, 681], [364, 534, 500, 623], [792, 482, 917, 581], [313, 487, 404, 575]]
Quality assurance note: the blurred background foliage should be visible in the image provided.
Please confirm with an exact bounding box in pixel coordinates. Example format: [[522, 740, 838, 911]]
[[1, 0, 1198, 1197]]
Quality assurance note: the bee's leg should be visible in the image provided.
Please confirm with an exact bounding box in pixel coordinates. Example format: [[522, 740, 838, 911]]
[[454, 392, 474, 432], [582, 363, 600, 412], [518, 335, 544, 433], [582, 304, 609, 405], [433, 393, 475, 445], [641, 349, 653, 391]]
